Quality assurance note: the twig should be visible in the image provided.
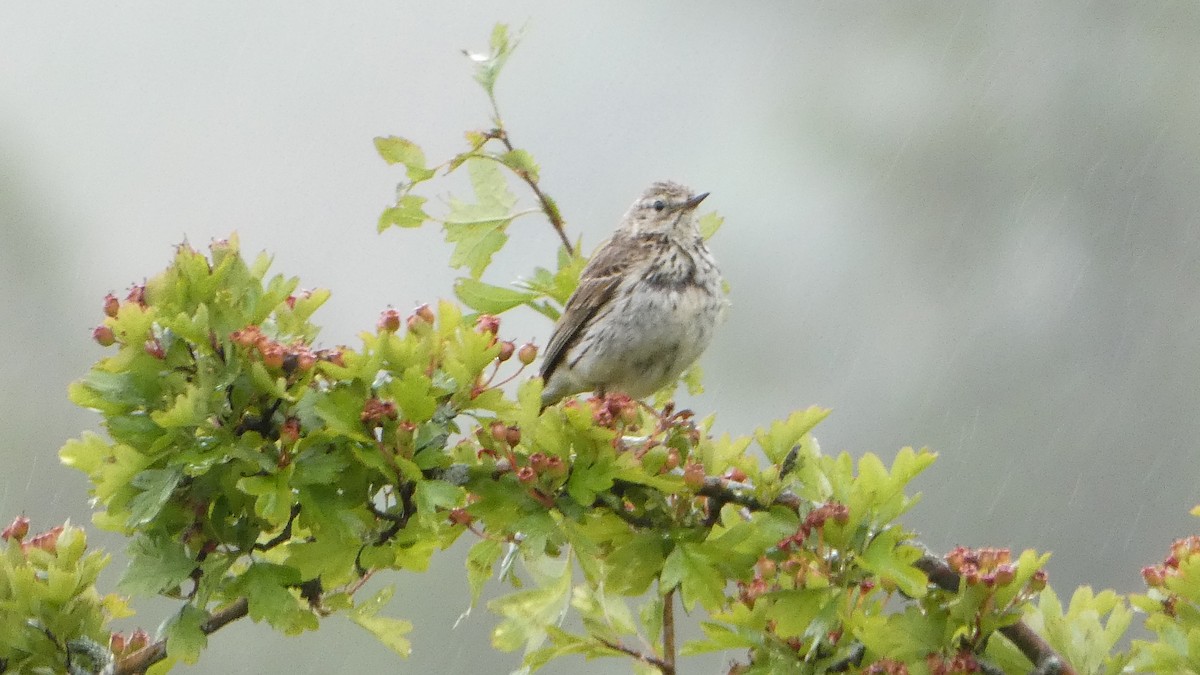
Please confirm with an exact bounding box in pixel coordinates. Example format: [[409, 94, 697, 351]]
[[492, 129, 574, 255], [914, 555, 1075, 675], [254, 503, 301, 551], [596, 637, 672, 673], [437, 457, 1076, 673], [662, 587, 677, 675], [114, 598, 249, 674]]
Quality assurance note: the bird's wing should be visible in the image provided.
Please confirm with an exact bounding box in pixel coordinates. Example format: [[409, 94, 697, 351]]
[[539, 236, 634, 382]]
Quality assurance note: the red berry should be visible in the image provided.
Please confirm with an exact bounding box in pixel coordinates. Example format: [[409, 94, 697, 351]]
[[505, 425, 521, 446], [517, 466, 537, 484]]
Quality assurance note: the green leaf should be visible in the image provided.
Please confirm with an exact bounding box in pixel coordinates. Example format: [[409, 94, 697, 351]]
[[232, 563, 303, 625], [498, 149, 539, 182], [350, 586, 413, 657], [126, 467, 182, 527], [444, 158, 517, 278], [605, 533, 667, 596], [163, 604, 208, 664], [698, 211, 723, 240], [468, 23, 519, 98], [378, 195, 430, 232], [454, 277, 538, 314], [489, 553, 572, 653], [374, 136, 436, 182], [858, 530, 927, 598], [467, 539, 504, 606], [661, 543, 726, 612], [414, 480, 463, 524], [119, 536, 195, 596]]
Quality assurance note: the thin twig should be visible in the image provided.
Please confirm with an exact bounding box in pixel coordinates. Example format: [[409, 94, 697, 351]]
[[114, 598, 249, 674], [661, 587, 677, 675], [914, 555, 1075, 675], [596, 637, 671, 673], [492, 130, 574, 255], [254, 503, 301, 551]]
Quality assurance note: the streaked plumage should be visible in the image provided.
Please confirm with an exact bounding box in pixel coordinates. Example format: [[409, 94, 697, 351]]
[[539, 181, 727, 408]]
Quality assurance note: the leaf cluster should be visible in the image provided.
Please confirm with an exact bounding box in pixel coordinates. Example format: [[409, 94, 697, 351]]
[[12, 21, 1200, 675]]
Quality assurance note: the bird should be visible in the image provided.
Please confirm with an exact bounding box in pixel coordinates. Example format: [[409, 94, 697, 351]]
[[539, 181, 727, 408]]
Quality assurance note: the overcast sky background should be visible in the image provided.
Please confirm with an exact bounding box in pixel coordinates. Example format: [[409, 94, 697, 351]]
[[3, 3, 1200, 672]]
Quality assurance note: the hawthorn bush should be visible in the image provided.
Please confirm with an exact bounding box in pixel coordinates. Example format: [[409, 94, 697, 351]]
[[4, 24, 1200, 675]]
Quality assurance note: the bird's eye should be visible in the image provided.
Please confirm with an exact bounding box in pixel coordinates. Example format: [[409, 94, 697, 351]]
[[652, 200, 666, 212]]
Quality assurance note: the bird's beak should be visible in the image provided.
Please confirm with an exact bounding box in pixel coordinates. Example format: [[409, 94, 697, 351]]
[[679, 192, 709, 211]]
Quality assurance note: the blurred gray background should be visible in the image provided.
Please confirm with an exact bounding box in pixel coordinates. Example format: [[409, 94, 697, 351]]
[[3, 2, 1199, 672]]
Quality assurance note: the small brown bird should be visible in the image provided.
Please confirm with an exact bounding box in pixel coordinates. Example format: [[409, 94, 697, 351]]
[[539, 181, 727, 408]]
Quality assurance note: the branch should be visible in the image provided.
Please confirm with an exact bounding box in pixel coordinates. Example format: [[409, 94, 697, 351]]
[[596, 637, 672, 674], [114, 598, 249, 674], [661, 587, 677, 675], [491, 129, 574, 255], [440, 459, 1076, 673], [914, 555, 1074, 675]]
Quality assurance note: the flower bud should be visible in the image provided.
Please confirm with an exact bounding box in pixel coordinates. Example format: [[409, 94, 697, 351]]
[[449, 508, 473, 526], [93, 325, 116, 346], [475, 314, 500, 336], [517, 342, 538, 365], [24, 525, 63, 554], [144, 339, 165, 359], [126, 284, 146, 306], [103, 293, 120, 318], [497, 340, 515, 362], [1028, 569, 1048, 592], [544, 455, 567, 479], [683, 462, 706, 489], [992, 563, 1016, 587], [415, 303, 436, 324], [377, 308, 402, 333], [1142, 565, 1166, 588], [490, 421, 509, 444], [2, 515, 30, 541], [260, 342, 285, 369], [280, 417, 301, 447], [505, 425, 521, 446]]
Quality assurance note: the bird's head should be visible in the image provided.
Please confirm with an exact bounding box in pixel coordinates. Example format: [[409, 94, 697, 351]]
[[618, 181, 708, 237]]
